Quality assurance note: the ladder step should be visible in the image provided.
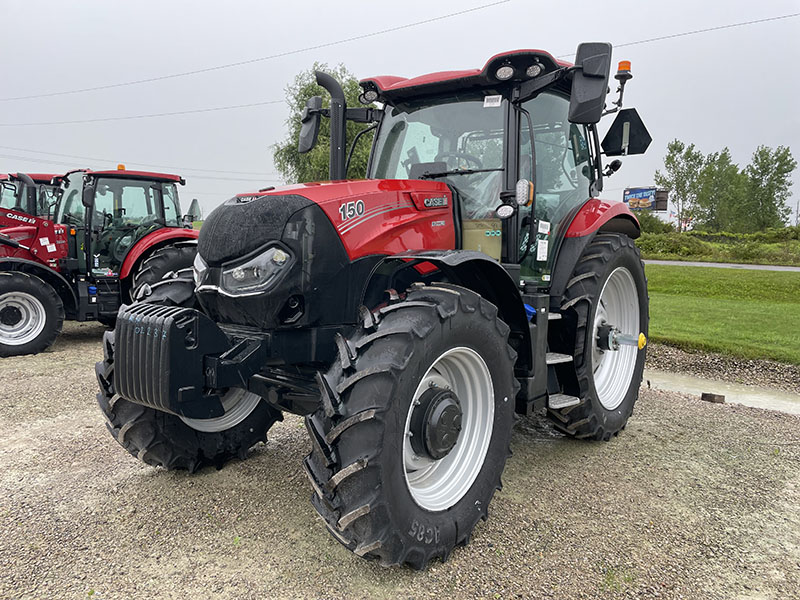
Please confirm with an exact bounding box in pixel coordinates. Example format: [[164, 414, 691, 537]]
[[546, 352, 573, 365], [548, 393, 581, 410], [548, 312, 562, 320]]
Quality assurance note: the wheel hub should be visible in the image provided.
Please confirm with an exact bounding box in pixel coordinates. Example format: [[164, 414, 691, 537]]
[[409, 386, 463, 460], [0, 305, 22, 327]]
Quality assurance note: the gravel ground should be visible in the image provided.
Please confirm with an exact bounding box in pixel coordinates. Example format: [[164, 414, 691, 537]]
[[1, 322, 799, 599], [646, 343, 800, 393]]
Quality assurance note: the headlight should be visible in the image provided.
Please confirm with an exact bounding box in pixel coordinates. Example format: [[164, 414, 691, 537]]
[[220, 245, 292, 296], [193, 253, 208, 286]]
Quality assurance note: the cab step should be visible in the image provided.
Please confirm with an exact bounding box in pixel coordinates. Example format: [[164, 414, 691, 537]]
[[548, 393, 581, 410], [546, 352, 573, 365]]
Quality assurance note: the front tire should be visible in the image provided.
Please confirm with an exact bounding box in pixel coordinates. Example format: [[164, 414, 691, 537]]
[[548, 233, 648, 440], [304, 284, 517, 569], [0, 272, 64, 357], [96, 330, 283, 471]]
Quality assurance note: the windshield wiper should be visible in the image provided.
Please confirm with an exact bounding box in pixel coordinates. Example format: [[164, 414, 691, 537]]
[[419, 167, 503, 179]]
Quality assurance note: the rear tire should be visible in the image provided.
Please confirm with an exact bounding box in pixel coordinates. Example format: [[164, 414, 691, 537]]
[[548, 233, 648, 440], [96, 330, 283, 472], [304, 284, 517, 569], [0, 272, 64, 357]]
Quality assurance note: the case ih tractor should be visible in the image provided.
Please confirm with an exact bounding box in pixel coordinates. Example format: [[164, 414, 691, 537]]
[[0, 167, 198, 356], [0, 172, 61, 224], [96, 43, 652, 568]]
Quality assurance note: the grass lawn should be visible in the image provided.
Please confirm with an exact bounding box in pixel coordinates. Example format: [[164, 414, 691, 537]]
[[645, 264, 800, 365]]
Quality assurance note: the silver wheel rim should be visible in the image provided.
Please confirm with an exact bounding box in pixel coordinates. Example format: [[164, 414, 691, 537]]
[[0, 291, 47, 346], [591, 267, 640, 411], [404, 347, 494, 512], [179, 388, 261, 432]]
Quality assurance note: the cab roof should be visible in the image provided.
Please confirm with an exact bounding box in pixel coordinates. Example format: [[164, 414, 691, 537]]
[[0, 173, 60, 183], [360, 49, 571, 102], [88, 169, 184, 185]]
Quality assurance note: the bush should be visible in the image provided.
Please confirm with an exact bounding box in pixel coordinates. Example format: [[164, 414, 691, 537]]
[[636, 233, 712, 257], [634, 211, 674, 234]]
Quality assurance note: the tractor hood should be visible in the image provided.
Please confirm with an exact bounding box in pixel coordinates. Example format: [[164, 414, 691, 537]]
[[198, 179, 455, 266]]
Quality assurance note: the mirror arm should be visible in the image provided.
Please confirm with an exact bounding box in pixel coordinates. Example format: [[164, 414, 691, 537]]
[[516, 67, 573, 104]]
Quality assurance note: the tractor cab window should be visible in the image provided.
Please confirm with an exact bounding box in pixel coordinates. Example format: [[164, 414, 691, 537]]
[[370, 93, 505, 224], [37, 185, 59, 218], [519, 92, 593, 282], [91, 178, 166, 274], [0, 182, 21, 211], [162, 183, 182, 227], [55, 172, 87, 226]]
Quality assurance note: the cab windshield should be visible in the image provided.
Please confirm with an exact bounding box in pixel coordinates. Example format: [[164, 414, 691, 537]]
[[369, 93, 505, 220]]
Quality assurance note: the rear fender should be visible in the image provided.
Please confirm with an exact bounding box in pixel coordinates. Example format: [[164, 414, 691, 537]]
[[549, 202, 641, 303], [0, 257, 77, 317], [119, 228, 199, 280], [361, 250, 531, 373]]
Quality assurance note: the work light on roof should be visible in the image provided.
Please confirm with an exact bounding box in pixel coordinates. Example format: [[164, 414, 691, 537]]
[[359, 89, 379, 105], [525, 64, 542, 78], [495, 65, 515, 81]]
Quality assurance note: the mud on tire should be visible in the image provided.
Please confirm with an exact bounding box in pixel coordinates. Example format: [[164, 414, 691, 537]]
[[304, 284, 518, 569], [548, 233, 648, 440]]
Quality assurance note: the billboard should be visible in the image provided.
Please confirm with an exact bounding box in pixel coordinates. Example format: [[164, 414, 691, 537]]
[[623, 188, 668, 211]]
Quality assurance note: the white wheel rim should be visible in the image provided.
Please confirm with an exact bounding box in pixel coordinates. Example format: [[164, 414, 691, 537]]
[[591, 267, 640, 411], [0, 291, 47, 346], [404, 347, 494, 512], [179, 388, 261, 432]]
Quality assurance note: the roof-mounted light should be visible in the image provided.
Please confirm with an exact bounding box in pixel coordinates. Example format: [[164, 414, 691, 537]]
[[495, 65, 514, 81], [359, 89, 379, 105], [117, 164, 125, 170], [525, 64, 542, 78]]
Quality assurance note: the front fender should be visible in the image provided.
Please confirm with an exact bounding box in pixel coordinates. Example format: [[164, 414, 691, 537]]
[[365, 250, 531, 373], [119, 228, 199, 279], [565, 198, 640, 239]]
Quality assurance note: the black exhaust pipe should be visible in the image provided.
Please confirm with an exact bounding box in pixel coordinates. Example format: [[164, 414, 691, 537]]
[[315, 71, 347, 181]]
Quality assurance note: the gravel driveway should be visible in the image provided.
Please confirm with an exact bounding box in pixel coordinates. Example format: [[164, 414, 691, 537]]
[[1, 322, 799, 599]]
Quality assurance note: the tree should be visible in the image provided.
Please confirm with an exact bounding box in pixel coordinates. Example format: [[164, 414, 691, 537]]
[[272, 64, 374, 184], [654, 139, 705, 232], [742, 145, 796, 231], [693, 148, 749, 232]]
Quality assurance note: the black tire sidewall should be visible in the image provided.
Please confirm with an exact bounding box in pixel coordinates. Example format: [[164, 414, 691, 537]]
[[0, 273, 63, 356], [365, 307, 515, 552], [581, 243, 648, 431]]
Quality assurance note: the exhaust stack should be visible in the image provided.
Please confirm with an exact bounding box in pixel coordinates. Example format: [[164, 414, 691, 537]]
[[315, 71, 347, 181]]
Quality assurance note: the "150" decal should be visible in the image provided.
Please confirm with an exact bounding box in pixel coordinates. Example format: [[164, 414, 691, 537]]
[[338, 200, 366, 221]]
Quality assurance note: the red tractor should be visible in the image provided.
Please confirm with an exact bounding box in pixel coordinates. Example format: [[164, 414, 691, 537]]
[[0, 167, 199, 356], [97, 43, 651, 568], [0, 173, 61, 224]]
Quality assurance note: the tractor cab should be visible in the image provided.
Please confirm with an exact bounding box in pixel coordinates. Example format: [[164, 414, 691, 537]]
[[0, 173, 61, 226], [53, 166, 186, 277]]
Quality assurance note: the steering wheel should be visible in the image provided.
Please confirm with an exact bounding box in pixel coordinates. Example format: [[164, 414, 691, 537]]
[[435, 152, 483, 170]]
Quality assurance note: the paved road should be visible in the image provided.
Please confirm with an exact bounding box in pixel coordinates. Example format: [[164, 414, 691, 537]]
[[645, 259, 800, 272]]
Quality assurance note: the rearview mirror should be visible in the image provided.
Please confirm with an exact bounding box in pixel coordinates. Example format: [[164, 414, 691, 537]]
[[601, 108, 652, 156], [81, 183, 95, 208], [298, 96, 323, 154], [568, 42, 612, 124]]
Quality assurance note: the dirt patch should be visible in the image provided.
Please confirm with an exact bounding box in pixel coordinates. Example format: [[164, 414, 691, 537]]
[[1, 324, 799, 599]]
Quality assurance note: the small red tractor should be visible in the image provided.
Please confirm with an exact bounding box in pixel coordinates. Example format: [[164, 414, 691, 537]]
[[97, 43, 651, 568], [0, 167, 199, 356], [0, 172, 61, 224]]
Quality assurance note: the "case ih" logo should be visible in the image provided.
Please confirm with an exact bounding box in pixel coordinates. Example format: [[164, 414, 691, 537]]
[[5, 212, 36, 224], [423, 196, 448, 208]]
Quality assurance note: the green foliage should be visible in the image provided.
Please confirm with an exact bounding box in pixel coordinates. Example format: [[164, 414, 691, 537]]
[[743, 145, 797, 231], [654, 139, 704, 232], [272, 64, 374, 184], [636, 232, 711, 257], [654, 140, 796, 234], [647, 264, 800, 364], [634, 210, 673, 233]]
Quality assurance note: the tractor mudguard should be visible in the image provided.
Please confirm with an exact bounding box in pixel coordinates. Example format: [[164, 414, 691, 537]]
[[549, 203, 641, 303], [0, 257, 78, 317], [364, 250, 532, 373], [118, 229, 198, 280]]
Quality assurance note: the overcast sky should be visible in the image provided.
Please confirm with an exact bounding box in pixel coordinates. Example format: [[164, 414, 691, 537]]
[[1, 0, 798, 221]]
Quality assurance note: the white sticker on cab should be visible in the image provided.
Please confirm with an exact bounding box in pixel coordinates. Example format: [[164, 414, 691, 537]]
[[483, 95, 502, 108]]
